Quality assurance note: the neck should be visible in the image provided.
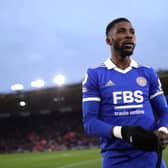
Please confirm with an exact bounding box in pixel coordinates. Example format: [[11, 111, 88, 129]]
[[111, 55, 131, 70]]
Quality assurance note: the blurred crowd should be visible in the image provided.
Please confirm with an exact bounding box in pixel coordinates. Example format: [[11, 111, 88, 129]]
[[0, 113, 99, 153]]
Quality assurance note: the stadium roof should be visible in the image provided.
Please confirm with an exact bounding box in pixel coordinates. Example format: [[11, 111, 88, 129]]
[[0, 83, 82, 118]]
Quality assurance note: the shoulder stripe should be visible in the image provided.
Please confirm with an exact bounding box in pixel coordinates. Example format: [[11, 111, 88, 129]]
[[89, 63, 106, 69], [96, 63, 106, 68], [138, 64, 151, 69], [82, 97, 101, 102]]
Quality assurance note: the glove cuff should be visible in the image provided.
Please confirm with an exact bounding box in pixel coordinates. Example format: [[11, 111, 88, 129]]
[[158, 126, 168, 134], [113, 126, 122, 139]]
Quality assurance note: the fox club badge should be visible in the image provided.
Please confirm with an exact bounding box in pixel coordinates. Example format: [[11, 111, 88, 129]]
[[136, 77, 147, 87]]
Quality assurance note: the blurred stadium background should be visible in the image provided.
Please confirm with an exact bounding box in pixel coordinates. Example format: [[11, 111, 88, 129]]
[[0, 70, 168, 168]]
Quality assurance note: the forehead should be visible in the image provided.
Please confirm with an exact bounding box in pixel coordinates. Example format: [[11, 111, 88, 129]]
[[113, 21, 134, 30]]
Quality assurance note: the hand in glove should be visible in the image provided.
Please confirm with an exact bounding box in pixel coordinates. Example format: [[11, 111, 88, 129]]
[[113, 126, 160, 151], [154, 128, 168, 149]]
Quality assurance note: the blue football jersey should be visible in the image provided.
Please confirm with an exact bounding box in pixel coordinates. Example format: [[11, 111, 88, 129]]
[[82, 58, 168, 168]]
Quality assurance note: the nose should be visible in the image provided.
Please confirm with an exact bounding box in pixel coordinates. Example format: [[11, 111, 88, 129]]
[[125, 30, 134, 39], [125, 32, 133, 39]]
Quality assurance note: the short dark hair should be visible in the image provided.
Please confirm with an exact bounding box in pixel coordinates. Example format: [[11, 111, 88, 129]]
[[105, 17, 131, 36]]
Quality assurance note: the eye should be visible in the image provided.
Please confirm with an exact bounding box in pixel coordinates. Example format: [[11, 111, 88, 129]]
[[130, 29, 135, 34], [117, 28, 126, 33]]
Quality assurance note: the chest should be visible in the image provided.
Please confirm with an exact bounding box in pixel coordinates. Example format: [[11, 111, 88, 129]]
[[98, 70, 150, 104]]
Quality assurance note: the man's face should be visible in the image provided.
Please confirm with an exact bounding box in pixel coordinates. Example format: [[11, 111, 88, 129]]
[[107, 21, 136, 57]]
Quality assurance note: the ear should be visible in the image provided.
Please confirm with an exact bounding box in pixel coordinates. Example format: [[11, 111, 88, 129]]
[[106, 37, 112, 46]]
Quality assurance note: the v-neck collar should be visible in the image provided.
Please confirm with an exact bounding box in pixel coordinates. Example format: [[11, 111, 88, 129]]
[[104, 57, 138, 74]]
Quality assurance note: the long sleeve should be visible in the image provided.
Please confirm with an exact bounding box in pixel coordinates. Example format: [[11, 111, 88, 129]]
[[151, 94, 168, 128], [82, 68, 113, 139], [149, 68, 168, 128]]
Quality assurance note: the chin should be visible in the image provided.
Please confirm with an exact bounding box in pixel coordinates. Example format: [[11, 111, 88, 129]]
[[121, 50, 133, 57]]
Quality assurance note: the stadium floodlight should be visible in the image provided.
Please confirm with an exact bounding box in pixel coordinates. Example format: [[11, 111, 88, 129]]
[[19, 100, 27, 107], [53, 74, 65, 86], [31, 79, 45, 88], [11, 83, 24, 91]]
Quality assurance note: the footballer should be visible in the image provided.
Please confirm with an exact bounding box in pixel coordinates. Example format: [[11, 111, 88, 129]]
[[82, 17, 168, 168]]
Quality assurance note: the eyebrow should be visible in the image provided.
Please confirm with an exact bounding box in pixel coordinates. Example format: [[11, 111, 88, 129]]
[[117, 27, 135, 32]]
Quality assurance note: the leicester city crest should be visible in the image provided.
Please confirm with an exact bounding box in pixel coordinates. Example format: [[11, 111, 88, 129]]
[[136, 77, 147, 87]]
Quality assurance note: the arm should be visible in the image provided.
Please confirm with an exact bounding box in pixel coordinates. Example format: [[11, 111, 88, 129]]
[[150, 94, 168, 148], [82, 68, 113, 139], [150, 94, 168, 129], [149, 68, 168, 148], [148, 68, 168, 129]]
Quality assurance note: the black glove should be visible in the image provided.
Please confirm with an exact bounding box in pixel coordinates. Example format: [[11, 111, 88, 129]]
[[121, 126, 160, 151], [154, 130, 168, 149]]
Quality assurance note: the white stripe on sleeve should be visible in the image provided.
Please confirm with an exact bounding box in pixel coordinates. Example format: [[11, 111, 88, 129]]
[[82, 97, 101, 102], [150, 91, 163, 99]]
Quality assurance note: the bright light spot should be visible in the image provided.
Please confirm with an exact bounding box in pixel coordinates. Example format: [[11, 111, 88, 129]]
[[53, 74, 65, 86], [31, 79, 45, 88], [19, 100, 26, 107], [11, 84, 24, 91]]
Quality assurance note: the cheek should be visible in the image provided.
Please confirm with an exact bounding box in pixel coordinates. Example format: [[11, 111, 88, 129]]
[[132, 35, 136, 43], [115, 36, 124, 44], [118, 39, 124, 46], [112, 37, 122, 45]]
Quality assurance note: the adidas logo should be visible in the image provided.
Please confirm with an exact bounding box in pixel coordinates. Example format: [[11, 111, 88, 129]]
[[105, 80, 115, 86]]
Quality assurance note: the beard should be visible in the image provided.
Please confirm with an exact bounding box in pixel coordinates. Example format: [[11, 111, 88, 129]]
[[112, 39, 135, 57]]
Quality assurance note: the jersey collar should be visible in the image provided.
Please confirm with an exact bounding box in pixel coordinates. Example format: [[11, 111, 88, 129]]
[[104, 57, 138, 70]]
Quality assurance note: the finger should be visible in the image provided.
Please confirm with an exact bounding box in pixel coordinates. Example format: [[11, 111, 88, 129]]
[[162, 139, 168, 144], [159, 131, 168, 137], [158, 132, 168, 139], [160, 140, 168, 149], [161, 144, 167, 149]]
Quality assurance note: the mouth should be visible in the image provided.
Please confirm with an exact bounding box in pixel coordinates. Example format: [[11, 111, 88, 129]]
[[123, 42, 135, 49]]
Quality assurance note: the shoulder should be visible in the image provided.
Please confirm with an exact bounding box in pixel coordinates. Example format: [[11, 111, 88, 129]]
[[131, 59, 158, 79], [89, 62, 107, 70], [82, 62, 107, 85], [137, 63, 156, 74], [137, 62, 152, 70], [136, 63, 159, 82], [87, 62, 107, 74]]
